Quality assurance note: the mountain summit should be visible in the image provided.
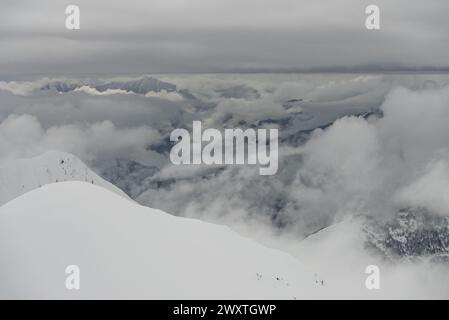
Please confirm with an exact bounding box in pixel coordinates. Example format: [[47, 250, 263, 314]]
[[0, 151, 128, 206]]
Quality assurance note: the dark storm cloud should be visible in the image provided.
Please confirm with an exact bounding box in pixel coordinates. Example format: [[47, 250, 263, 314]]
[[1, 0, 449, 74]]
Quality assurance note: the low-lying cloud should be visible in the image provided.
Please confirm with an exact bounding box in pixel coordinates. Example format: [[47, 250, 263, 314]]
[[0, 114, 160, 165]]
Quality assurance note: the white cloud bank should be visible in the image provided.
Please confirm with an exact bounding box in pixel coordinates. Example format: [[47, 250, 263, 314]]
[[0, 114, 160, 164]]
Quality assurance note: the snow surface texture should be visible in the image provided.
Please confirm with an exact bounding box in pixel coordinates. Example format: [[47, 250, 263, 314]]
[[0, 151, 129, 206], [0, 181, 323, 299]]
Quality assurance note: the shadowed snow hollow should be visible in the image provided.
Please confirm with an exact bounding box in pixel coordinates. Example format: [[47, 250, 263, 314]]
[[0, 181, 323, 299]]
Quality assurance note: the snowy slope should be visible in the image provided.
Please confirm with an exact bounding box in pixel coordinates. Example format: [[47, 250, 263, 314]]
[[0, 151, 128, 206], [0, 181, 324, 299], [295, 218, 449, 299]]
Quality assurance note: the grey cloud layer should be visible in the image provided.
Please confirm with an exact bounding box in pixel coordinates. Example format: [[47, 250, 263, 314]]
[[1, 0, 449, 74], [3, 73, 449, 240]]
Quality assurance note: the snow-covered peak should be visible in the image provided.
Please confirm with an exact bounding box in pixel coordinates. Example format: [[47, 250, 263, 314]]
[[94, 76, 177, 94], [0, 151, 128, 206], [0, 181, 323, 299]]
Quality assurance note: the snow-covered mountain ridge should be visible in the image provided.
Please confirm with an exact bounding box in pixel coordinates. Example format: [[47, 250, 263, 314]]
[[0, 151, 128, 206], [0, 181, 324, 299]]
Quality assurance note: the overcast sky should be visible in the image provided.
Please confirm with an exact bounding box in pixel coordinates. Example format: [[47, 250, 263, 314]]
[[1, 0, 449, 75]]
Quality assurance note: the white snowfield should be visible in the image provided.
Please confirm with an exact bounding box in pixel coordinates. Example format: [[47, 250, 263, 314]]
[[0, 151, 129, 206], [295, 219, 449, 299], [0, 181, 324, 299]]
